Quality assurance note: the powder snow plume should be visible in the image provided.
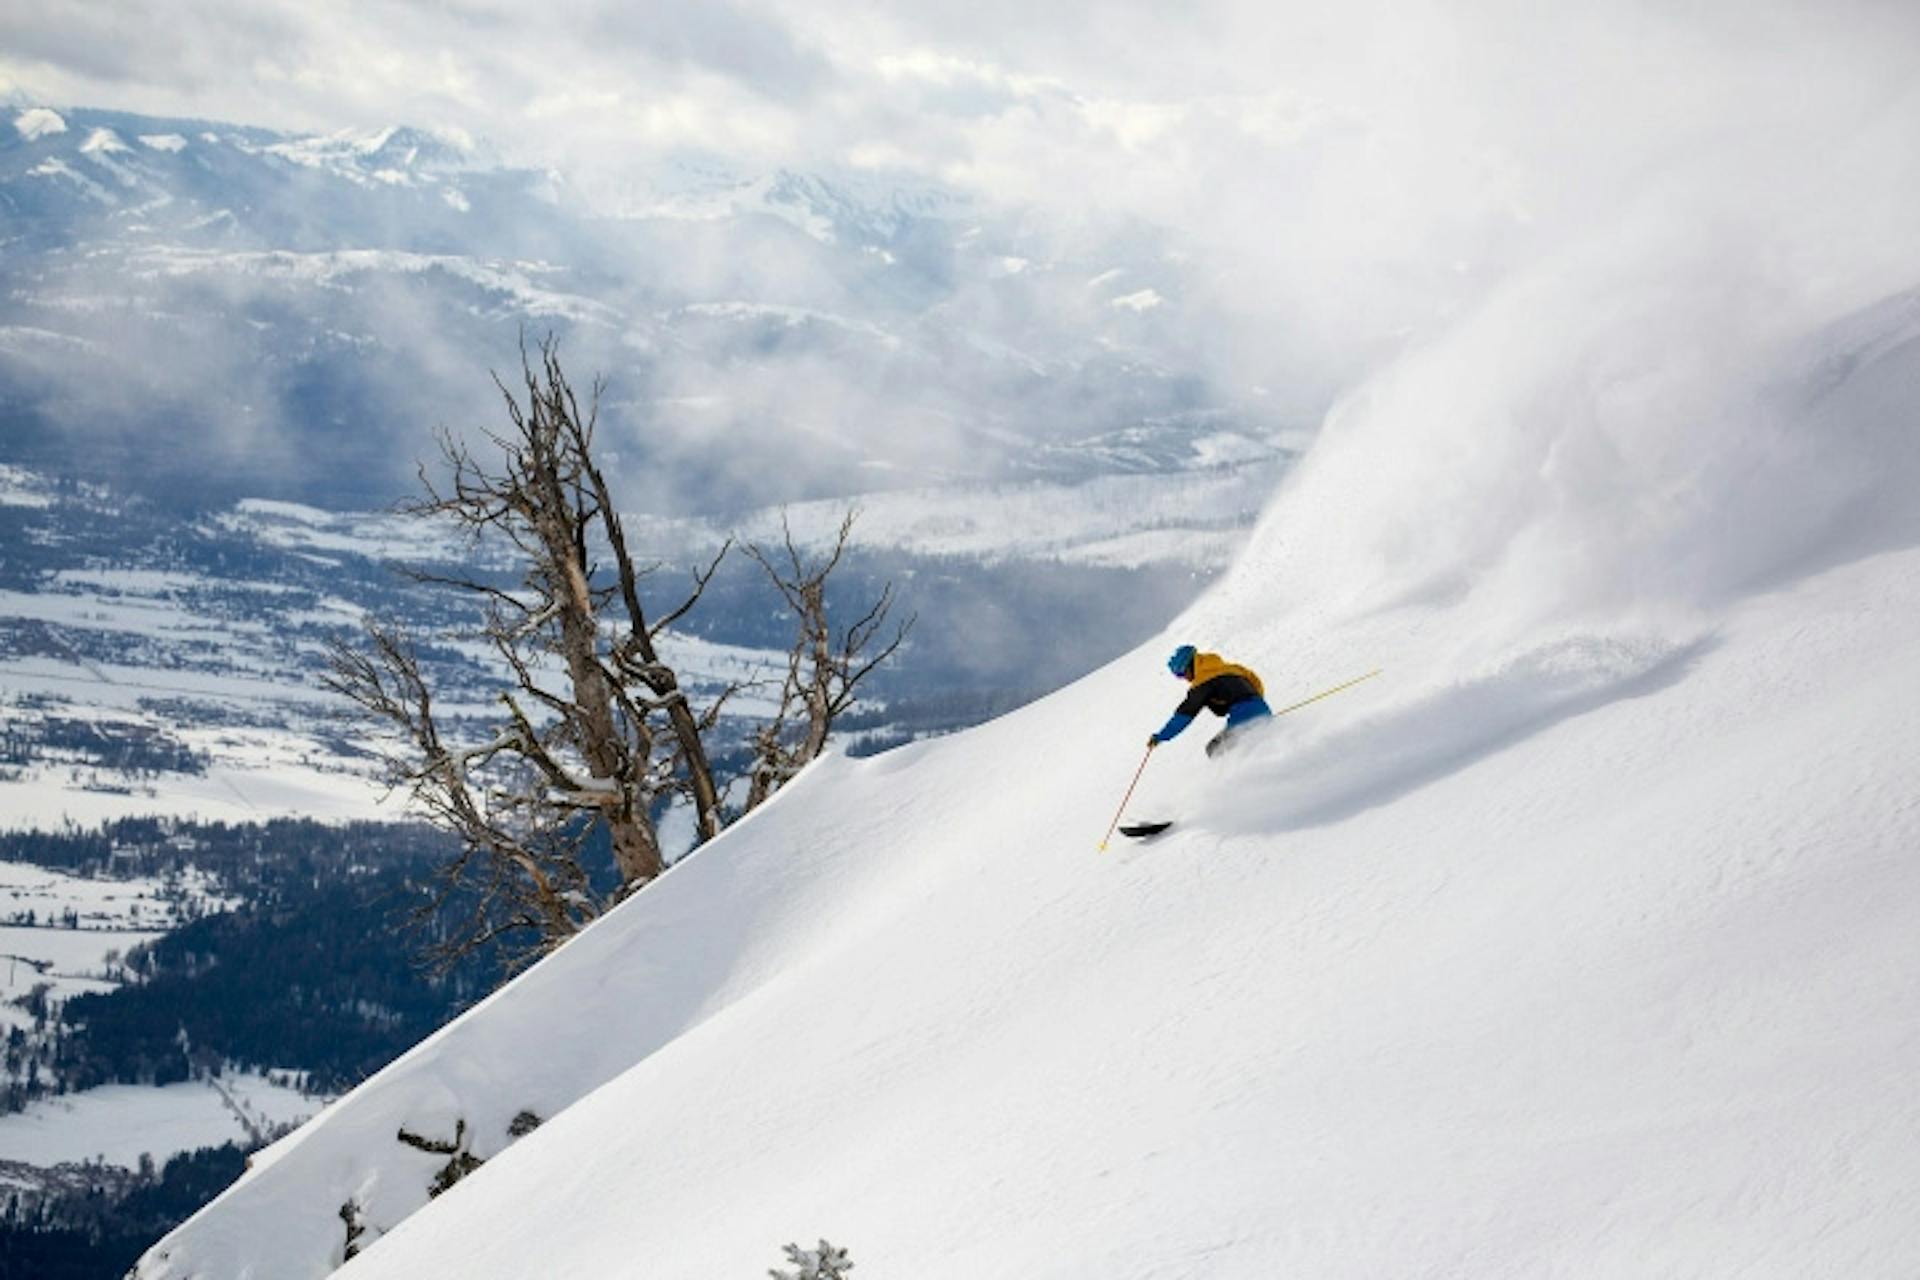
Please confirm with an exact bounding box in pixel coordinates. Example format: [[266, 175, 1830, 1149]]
[[1170, 118, 1920, 833]]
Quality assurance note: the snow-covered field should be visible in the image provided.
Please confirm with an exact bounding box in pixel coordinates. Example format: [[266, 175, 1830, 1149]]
[[0, 857, 267, 1178], [0, 544, 789, 828], [0, 859, 322, 1177], [217, 500, 482, 566], [131, 196, 1920, 1277], [0, 860, 234, 931], [0, 924, 150, 1005], [0, 712, 402, 832], [728, 464, 1278, 569], [0, 545, 405, 828], [0, 1073, 321, 1169], [224, 466, 1277, 573], [0, 464, 55, 509], [0, 929, 139, 1035], [0, 859, 237, 1028]]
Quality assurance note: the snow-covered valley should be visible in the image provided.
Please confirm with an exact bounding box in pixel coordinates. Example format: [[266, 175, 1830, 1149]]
[[0, 457, 1271, 831]]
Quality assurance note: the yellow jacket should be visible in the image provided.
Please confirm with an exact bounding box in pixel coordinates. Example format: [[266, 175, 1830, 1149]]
[[1189, 652, 1264, 698]]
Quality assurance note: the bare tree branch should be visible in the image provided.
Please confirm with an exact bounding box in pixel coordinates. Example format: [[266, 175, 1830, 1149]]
[[324, 334, 736, 970], [741, 507, 914, 812]]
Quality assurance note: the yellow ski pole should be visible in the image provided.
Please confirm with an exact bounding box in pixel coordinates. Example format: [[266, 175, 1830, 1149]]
[[1271, 668, 1383, 718], [1097, 743, 1156, 852]]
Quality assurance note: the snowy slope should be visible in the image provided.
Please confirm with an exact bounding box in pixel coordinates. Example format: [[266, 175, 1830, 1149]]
[[134, 265, 1920, 1277]]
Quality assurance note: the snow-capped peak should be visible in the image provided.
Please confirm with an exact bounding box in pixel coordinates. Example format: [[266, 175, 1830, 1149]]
[[14, 106, 68, 140], [80, 126, 131, 155], [256, 124, 489, 183], [601, 157, 971, 247]]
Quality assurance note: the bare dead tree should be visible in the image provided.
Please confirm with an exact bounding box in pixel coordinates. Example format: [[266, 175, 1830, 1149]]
[[742, 509, 913, 811], [324, 336, 731, 969]]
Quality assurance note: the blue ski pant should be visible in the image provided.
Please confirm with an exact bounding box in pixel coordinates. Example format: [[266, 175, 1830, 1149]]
[[1225, 697, 1272, 728]]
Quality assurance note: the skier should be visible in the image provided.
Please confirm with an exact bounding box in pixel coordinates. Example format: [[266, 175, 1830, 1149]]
[[1149, 644, 1272, 758]]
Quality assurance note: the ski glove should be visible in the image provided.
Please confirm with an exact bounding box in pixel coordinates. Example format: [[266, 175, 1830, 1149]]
[[1153, 711, 1196, 743]]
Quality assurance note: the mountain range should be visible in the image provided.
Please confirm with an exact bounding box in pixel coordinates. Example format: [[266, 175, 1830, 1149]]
[[1, 103, 1288, 514]]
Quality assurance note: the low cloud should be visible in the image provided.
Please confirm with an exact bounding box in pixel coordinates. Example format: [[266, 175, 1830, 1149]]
[[4, 1, 1918, 518]]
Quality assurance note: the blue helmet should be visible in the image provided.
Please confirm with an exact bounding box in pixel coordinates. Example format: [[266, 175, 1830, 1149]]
[[1168, 644, 1197, 678]]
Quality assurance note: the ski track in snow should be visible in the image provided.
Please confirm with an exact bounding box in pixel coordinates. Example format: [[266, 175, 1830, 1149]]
[[1194, 628, 1713, 833]]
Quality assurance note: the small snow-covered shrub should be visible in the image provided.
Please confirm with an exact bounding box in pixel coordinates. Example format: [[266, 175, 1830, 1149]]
[[770, 1238, 854, 1279]]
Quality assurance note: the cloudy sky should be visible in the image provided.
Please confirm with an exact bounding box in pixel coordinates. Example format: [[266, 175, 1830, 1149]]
[[11, 2, 1916, 240], [6, 1, 1920, 449]]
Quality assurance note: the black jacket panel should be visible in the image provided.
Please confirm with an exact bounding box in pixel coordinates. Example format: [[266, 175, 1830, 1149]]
[[1176, 672, 1262, 719]]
